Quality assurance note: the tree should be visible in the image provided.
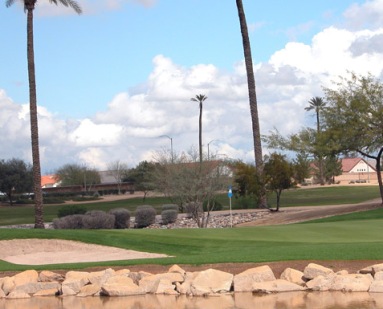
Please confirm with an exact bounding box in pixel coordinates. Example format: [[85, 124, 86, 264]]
[[305, 96, 327, 185], [235, 0, 264, 207], [291, 152, 311, 184], [152, 148, 228, 228], [191, 94, 207, 165], [232, 161, 262, 205], [107, 160, 129, 194], [124, 161, 156, 201], [5, 0, 82, 228], [323, 72, 383, 203], [0, 158, 33, 205], [263, 153, 294, 211], [305, 96, 326, 133], [55, 164, 100, 191]]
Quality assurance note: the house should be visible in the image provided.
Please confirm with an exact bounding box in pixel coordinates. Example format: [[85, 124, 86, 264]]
[[41, 175, 61, 188], [334, 158, 376, 184]]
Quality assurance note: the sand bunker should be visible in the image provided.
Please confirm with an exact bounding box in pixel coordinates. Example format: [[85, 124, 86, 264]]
[[0, 239, 169, 265]]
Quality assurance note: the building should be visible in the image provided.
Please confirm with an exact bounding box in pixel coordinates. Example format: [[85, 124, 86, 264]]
[[334, 158, 376, 184]]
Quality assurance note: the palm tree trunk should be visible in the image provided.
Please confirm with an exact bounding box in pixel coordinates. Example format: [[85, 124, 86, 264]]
[[236, 0, 265, 206], [27, 8, 44, 229], [199, 102, 203, 164]]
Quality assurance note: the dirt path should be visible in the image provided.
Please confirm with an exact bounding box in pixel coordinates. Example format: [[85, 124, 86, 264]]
[[236, 198, 382, 227]]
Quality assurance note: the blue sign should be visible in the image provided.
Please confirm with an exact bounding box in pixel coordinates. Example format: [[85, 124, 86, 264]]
[[228, 186, 233, 198]]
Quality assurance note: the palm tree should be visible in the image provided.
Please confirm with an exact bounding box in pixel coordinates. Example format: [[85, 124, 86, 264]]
[[305, 96, 326, 132], [191, 94, 208, 165], [305, 96, 326, 185], [6, 0, 82, 228], [235, 0, 264, 206]]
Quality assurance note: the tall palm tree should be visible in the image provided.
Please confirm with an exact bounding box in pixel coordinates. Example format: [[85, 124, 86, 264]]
[[235, 0, 264, 206], [6, 0, 82, 228], [305, 96, 326, 185], [191, 94, 208, 164], [305, 96, 326, 132]]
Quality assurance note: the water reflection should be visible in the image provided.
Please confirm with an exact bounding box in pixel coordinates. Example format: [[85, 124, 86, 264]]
[[1, 292, 383, 309]]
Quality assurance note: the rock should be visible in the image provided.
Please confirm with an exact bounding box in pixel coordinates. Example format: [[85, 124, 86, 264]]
[[330, 274, 373, 292], [280, 268, 306, 286], [2, 277, 15, 295], [303, 263, 334, 280], [77, 284, 101, 297], [252, 279, 306, 293], [375, 271, 383, 281], [0, 288, 5, 298], [38, 270, 64, 282], [62, 271, 90, 293], [61, 285, 77, 296], [115, 269, 130, 276], [100, 274, 145, 296], [176, 272, 199, 295], [13, 270, 38, 287], [234, 266, 276, 292], [154, 278, 177, 294], [168, 264, 186, 276], [190, 269, 233, 296], [6, 290, 30, 299], [370, 280, 383, 293], [306, 274, 335, 291], [33, 288, 59, 296], [88, 268, 115, 285], [373, 264, 383, 275], [14, 282, 61, 294], [139, 272, 184, 293]]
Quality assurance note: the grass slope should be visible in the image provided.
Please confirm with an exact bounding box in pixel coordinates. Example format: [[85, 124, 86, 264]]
[[0, 218, 382, 271]]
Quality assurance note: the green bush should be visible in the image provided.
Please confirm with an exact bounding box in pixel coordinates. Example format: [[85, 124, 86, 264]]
[[82, 210, 115, 229], [203, 199, 223, 211], [233, 196, 258, 209], [52, 214, 84, 229], [161, 209, 178, 225], [135, 205, 157, 228], [57, 205, 87, 218], [109, 208, 131, 229], [162, 204, 179, 212]]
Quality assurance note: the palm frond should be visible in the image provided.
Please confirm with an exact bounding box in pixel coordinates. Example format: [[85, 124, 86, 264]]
[[5, 0, 17, 8]]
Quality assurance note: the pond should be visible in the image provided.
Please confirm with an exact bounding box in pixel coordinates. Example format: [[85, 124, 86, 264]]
[[1, 291, 383, 309]]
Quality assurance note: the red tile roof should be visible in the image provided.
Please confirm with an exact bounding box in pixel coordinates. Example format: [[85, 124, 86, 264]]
[[41, 175, 59, 187], [341, 158, 375, 172]]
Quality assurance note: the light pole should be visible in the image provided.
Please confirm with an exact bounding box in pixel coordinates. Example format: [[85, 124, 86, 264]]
[[160, 135, 173, 163], [207, 139, 219, 160]]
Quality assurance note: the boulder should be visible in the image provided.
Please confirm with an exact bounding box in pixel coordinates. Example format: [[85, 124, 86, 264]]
[[176, 272, 199, 295], [154, 278, 177, 294], [306, 274, 335, 291], [6, 290, 30, 299], [88, 268, 115, 285], [2, 277, 15, 295], [330, 274, 373, 292], [234, 265, 276, 292], [252, 279, 306, 293], [14, 282, 61, 294], [33, 288, 59, 296], [62, 271, 90, 293], [13, 270, 39, 287], [370, 280, 383, 293], [38, 270, 64, 282], [303, 263, 334, 280], [168, 265, 186, 276], [101, 281, 145, 296], [375, 271, 383, 281], [0, 288, 5, 298], [190, 269, 233, 296], [77, 284, 101, 297], [139, 272, 184, 293], [280, 268, 305, 286], [373, 264, 383, 275]]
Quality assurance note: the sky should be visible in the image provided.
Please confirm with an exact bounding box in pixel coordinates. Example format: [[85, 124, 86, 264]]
[[1, 0, 383, 174]]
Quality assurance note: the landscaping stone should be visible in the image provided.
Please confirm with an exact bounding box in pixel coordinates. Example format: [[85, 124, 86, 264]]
[[303, 263, 334, 280], [234, 265, 276, 292]]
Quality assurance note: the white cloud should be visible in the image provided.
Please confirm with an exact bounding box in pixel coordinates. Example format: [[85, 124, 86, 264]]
[[344, 0, 383, 30], [3, 1, 383, 172]]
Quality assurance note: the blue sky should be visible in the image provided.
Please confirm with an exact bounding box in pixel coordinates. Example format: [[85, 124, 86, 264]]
[[1, 0, 382, 173]]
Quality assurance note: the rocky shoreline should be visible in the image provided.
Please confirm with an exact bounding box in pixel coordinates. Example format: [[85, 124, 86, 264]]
[[2, 262, 383, 299]]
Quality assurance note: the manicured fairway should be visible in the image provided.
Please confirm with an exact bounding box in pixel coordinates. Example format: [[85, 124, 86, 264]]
[[0, 218, 382, 271]]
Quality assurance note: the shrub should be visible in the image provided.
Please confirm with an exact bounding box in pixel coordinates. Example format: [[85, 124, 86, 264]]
[[184, 202, 202, 218], [162, 204, 179, 212], [57, 205, 87, 218], [203, 199, 223, 212], [109, 208, 131, 229], [135, 205, 157, 228], [82, 210, 115, 229], [53, 214, 84, 229], [161, 209, 178, 225]]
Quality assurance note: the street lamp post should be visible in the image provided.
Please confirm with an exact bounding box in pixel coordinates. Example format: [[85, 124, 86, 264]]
[[160, 135, 173, 163], [207, 139, 218, 160]]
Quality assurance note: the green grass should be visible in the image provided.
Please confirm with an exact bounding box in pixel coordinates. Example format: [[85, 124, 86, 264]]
[[0, 218, 382, 271]]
